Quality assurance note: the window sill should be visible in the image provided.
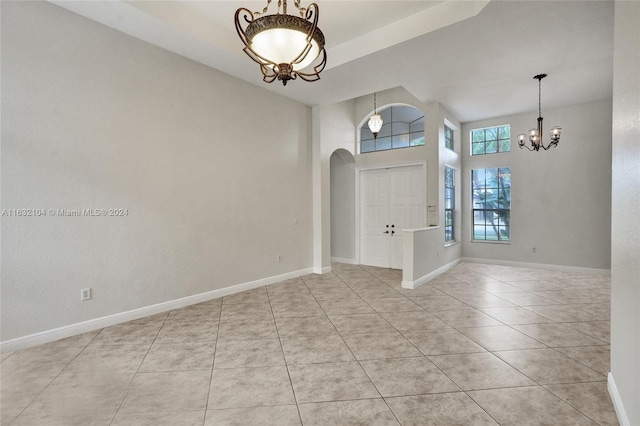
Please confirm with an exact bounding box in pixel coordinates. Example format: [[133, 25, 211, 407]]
[[470, 240, 511, 245], [444, 241, 460, 248]]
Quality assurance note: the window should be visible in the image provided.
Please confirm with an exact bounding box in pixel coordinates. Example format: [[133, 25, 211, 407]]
[[472, 167, 511, 241], [471, 125, 510, 155], [361, 105, 425, 153], [444, 124, 454, 151], [444, 166, 455, 243]]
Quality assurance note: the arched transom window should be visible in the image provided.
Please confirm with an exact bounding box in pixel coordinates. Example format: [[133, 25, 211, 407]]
[[360, 105, 425, 154]]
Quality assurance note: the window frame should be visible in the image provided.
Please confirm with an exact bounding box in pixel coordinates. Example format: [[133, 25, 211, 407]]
[[470, 125, 511, 156], [360, 105, 425, 154], [444, 166, 456, 244], [444, 124, 454, 151], [471, 167, 511, 242]]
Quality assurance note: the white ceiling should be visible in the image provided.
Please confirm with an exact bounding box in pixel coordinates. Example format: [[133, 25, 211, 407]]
[[50, 0, 614, 122]]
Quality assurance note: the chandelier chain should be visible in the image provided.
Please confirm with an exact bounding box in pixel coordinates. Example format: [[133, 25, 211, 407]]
[[538, 77, 542, 118], [294, 0, 306, 16], [256, 0, 272, 17]]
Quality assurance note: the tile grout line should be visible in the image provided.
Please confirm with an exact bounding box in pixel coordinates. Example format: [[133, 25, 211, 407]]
[[267, 278, 306, 426], [108, 312, 171, 425]]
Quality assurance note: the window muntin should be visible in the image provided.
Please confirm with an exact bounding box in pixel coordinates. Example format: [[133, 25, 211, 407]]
[[361, 105, 425, 153], [471, 125, 510, 155], [472, 167, 511, 241], [444, 166, 455, 243], [444, 125, 454, 151]]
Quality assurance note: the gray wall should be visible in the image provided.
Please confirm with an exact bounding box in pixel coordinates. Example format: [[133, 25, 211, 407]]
[[330, 151, 356, 262], [1, 1, 313, 341], [461, 99, 612, 271], [610, 1, 640, 423]]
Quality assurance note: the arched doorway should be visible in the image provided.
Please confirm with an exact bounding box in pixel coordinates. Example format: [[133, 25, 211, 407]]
[[330, 149, 356, 264]]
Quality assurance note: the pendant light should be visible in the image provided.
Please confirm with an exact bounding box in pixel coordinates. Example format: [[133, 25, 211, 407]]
[[368, 93, 383, 139], [517, 74, 562, 151], [235, 0, 327, 86]]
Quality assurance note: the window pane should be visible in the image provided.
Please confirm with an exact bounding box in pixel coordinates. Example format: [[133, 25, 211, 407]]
[[410, 132, 425, 146], [485, 127, 497, 141], [486, 140, 498, 154], [498, 126, 510, 139], [472, 130, 484, 143], [378, 123, 392, 138], [392, 133, 410, 149], [361, 127, 373, 141], [499, 139, 511, 152], [472, 143, 485, 155], [445, 168, 454, 187], [376, 137, 391, 151], [444, 193, 454, 210], [445, 126, 453, 140], [393, 122, 410, 135], [361, 139, 375, 153], [472, 167, 511, 241], [445, 125, 454, 150], [410, 117, 425, 133]]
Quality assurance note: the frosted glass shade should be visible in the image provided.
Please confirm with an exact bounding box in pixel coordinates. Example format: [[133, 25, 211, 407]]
[[368, 113, 383, 136], [252, 28, 320, 71]]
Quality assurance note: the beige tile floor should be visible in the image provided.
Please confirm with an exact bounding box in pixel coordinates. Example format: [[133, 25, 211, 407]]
[[1, 262, 619, 425]]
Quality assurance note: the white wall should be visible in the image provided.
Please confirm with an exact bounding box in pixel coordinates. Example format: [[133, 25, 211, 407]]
[[1, 1, 313, 341], [312, 99, 356, 271], [461, 99, 612, 271], [609, 1, 640, 424], [328, 87, 462, 271]]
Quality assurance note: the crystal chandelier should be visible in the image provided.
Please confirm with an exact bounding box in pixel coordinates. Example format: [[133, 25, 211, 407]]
[[367, 93, 383, 139], [517, 74, 562, 151], [235, 0, 327, 86]]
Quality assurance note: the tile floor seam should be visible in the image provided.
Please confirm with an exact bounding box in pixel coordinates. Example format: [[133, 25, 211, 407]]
[[268, 287, 306, 426], [301, 266, 397, 415], [541, 382, 611, 426], [463, 389, 503, 425], [107, 310, 171, 425]]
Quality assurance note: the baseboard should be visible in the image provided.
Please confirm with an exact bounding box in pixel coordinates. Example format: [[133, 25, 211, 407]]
[[313, 266, 332, 274], [402, 258, 462, 289], [461, 257, 611, 276], [608, 372, 631, 426], [331, 257, 357, 265], [0, 267, 314, 353]]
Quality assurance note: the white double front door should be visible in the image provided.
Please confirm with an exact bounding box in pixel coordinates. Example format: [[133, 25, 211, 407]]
[[359, 165, 425, 269]]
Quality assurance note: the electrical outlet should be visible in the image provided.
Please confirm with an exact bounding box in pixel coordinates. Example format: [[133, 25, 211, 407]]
[[532, 247, 537, 253], [81, 288, 92, 301], [276, 255, 281, 263]]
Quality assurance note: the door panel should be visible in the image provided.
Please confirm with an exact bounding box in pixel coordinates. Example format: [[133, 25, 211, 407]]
[[360, 169, 391, 268], [389, 166, 424, 269], [360, 165, 425, 269]]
